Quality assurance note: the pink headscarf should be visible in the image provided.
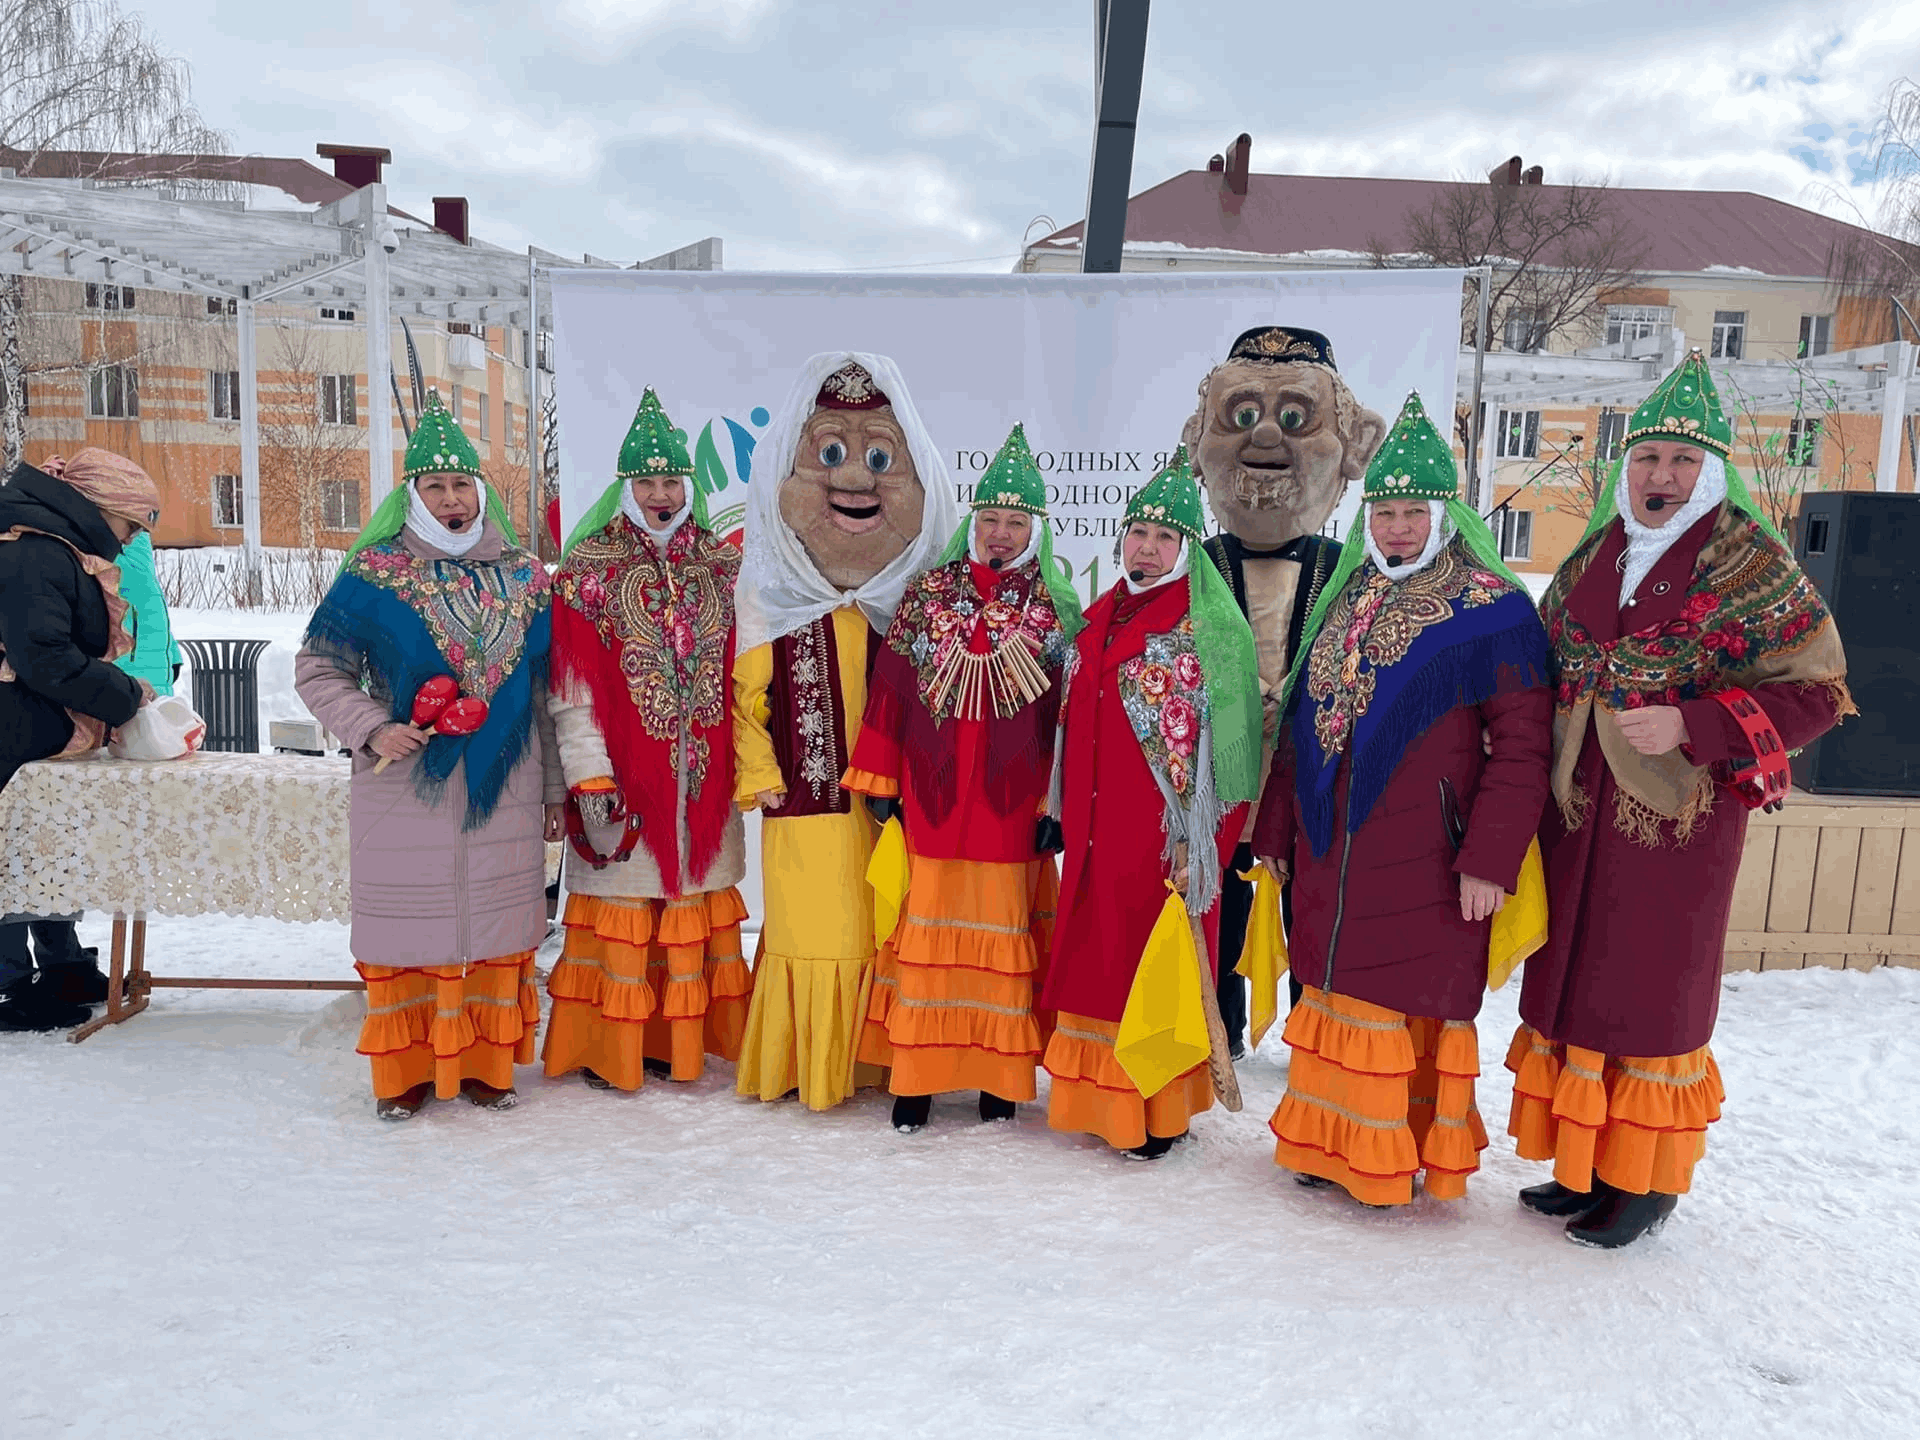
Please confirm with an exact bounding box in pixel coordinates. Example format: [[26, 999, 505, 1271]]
[[43, 448, 161, 533]]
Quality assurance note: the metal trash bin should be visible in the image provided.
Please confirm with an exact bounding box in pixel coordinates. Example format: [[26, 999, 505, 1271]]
[[178, 638, 271, 753]]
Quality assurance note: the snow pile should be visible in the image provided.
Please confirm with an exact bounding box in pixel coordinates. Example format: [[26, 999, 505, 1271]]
[[4, 943, 1916, 1436]]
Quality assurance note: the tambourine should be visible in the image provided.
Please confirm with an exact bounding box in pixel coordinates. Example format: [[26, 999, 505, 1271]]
[[1709, 687, 1791, 813]]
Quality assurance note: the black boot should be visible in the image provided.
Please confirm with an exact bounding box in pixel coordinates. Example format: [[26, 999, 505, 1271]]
[[1519, 1177, 1614, 1219], [0, 974, 92, 1032], [581, 1068, 614, 1090], [892, 1094, 932, 1133], [1125, 1133, 1181, 1161], [642, 1056, 673, 1079], [1566, 1189, 1678, 1249], [43, 958, 109, 1006], [978, 1092, 1016, 1123]]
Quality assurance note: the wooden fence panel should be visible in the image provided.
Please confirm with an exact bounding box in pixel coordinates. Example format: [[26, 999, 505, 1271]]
[[1850, 829, 1904, 971], [1764, 827, 1821, 969], [1805, 827, 1862, 968]]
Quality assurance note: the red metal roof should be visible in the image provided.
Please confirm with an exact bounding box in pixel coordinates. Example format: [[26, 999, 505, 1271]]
[[1037, 170, 1901, 279]]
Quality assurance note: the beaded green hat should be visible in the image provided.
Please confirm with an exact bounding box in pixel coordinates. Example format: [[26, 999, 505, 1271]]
[[973, 422, 1048, 514], [616, 387, 694, 479], [1363, 392, 1460, 502], [1124, 444, 1206, 540], [402, 390, 483, 481], [1621, 349, 1733, 459]]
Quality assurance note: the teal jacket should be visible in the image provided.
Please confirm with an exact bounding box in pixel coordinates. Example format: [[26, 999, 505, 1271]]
[[112, 533, 181, 696]]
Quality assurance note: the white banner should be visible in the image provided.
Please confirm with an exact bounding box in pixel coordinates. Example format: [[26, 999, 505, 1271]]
[[548, 268, 1468, 608], [547, 268, 1467, 921]]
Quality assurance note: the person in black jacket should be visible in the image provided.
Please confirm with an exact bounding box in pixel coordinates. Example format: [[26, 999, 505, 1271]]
[[0, 451, 161, 1032], [1181, 327, 1387, 1055]]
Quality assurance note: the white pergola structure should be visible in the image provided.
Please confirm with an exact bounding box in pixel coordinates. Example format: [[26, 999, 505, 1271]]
[[1458, 333, 1920, 504], [0, 172, 594, 591]]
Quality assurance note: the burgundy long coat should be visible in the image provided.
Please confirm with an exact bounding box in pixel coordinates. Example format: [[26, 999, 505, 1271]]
[[1253, 682, 1551, 1022], [1519, 515, 1845, 1057]]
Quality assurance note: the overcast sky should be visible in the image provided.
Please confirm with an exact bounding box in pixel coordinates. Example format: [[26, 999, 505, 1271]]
[[137, 0, 1919, 269]]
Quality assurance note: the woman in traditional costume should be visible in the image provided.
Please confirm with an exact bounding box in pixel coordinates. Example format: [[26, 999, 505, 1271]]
[[1511, 351, 1851, 1246], [296, 393, 562, 1120], [843, 423, 1083, 1131], [1041, 447, 1262, 1159], [1252, 393, 1551, 1207], [732, 353, 958, 1110], [542, 389, 751, 1090]]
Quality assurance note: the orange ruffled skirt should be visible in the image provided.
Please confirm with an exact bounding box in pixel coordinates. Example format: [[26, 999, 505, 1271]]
[[356, 951, 539, 1101], [1505, 1024, 1724, 1195], [1269, 986, 1488, 1206], [541, 889, 751, 1090], [857, 856, 1054, 1101], [1043, 1012, 1213, 1150]]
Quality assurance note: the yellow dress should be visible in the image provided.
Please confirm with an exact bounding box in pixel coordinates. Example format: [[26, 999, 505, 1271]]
[[732, 605, 885, 1109]]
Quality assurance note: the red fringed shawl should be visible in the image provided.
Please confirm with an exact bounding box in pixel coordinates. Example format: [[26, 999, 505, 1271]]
[[551, 518, 740, 895]]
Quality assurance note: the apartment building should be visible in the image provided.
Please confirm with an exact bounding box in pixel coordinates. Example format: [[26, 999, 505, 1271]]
[[1023, 141, 1920, 575]]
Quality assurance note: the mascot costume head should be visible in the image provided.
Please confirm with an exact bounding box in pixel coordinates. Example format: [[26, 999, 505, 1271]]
[[1181, 325, 1387, 547], [738, 352, 959, 652]]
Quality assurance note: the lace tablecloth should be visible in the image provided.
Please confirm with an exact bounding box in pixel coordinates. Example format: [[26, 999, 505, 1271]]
[[0, 752, 351, 923]]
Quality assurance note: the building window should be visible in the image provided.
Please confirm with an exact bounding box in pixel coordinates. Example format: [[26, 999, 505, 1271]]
[[448, 322, 475, 336], [1502, 308, 1545, 353], [320, 374, 357, 426], [16, 379, 26, 416], [85, 283, 135, 311], [1594, 407, 1628, 462], [478, 394, 490, 442], [208, 370, 240, 421], [86, 365, 139, 419], [502, 400, 515, 449], [321, 480, 362, 531], [319, 305, 356, 321], [212, 474, 244, 528], [1496, 408, 1540, 460], [1798, 314, 1833, 358], [1787, 417, 1822, 468], [449, 384, 462, 423], [1496, 509, 1534, 562], [206, 296, 236, 316], [535, 331, 554, 372], [1711, 310, 1746, 360], [1605, 305, 1672, 345]]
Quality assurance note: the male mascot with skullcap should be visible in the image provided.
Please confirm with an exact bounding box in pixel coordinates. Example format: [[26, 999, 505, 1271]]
[[1182, 326, 1387, 1052], [732, 354, 958, 1110]]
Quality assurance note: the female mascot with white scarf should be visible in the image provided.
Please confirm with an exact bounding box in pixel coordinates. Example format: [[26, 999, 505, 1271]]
[[732, 353, 958, 1111]]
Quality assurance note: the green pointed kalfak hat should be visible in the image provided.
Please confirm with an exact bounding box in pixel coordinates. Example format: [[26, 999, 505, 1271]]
[[1125, 444, 1206, 540], [403, 390, 483, 481], [1363, 391, 1460, 502], [616, 387, 694, 479], [973, 422, 1048, 515], [1621, 348, 1733, 459]]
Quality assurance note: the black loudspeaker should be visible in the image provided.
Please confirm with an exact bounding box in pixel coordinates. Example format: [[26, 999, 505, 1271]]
[[1790, 492, 1920, 795]]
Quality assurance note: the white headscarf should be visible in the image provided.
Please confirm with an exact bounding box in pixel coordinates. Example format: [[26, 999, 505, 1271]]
[[737, 351, 959, 651], [1618, 450, 1728, 606], [620, 478, 692, 551], [1363, 499, 1448, 581], [406, 475, 488, 557], [1122, 536, 1190, 594]]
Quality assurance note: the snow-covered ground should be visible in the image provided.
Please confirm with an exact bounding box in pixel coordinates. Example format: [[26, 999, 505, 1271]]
[[4, 924, 1916, 1438]]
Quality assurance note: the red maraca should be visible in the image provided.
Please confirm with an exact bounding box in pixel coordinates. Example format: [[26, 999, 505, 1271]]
[[372, 675, 460, 772], [433, 696, 489, 737]]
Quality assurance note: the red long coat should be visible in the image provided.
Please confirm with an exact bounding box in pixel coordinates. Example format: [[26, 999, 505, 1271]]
[[1253, 685, 1551, 1022], [1520, 517, 1845, 1056], [1044, 578, 1243, 1024]]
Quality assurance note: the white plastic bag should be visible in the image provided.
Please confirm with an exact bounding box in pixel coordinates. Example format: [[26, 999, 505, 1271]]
[[109, 695, 208, 761]]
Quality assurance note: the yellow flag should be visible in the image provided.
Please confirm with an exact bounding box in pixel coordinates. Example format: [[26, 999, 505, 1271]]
[[866, 815, 910, 949], [1235, 865, 1290, 1050], [1488, 837, 1548, 990], [1115, 886, 1212, 1098]]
